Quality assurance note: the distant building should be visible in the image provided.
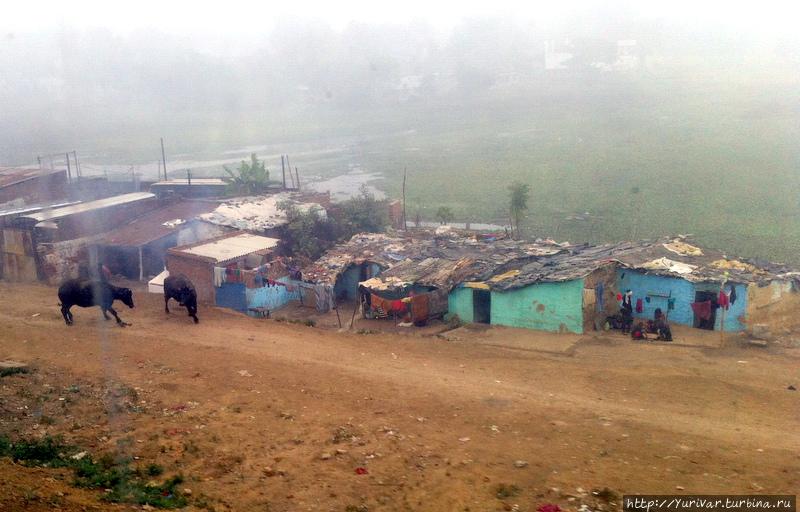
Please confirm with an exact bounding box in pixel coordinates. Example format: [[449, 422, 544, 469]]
[[150, 178, 228, 198], [166, 232, 281, 303], [0, 167, 68, 209], [544, 39, 574, 70]]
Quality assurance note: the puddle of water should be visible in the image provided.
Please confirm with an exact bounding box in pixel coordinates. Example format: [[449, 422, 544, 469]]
[[306, 169, 386, 201]]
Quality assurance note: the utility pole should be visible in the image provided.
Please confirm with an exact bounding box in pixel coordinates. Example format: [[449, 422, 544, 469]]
[[37, 156, 42, 169], [281, 155, 287, 189], [295, 166, 300, 190], [160, 137, 167, 180], [286, 155, 295, 189], [73, 150, 81, 178], [65, 152, 72, 183], [402, 167, 407, 230]]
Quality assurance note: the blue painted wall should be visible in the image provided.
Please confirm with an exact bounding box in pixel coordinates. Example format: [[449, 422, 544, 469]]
[[246, 276, 301, 313], [215, 282, 247, 312], [490, 279, 584, 333], [334, 263, 383, 301], [695, 282, 747, 332], [447, 286, 474, 323], [616, 269, 747, 331]]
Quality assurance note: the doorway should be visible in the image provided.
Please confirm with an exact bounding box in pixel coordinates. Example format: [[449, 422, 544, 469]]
[[473, 289, 491, 324], [693, 290, 717, 330]]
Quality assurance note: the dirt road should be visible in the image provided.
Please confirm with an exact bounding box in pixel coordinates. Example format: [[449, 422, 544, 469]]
[[0, 282, 798, 511]]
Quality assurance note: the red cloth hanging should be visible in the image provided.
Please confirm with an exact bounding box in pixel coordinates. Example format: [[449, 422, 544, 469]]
[[718, 290, 730, 310], [635, 298, 643, 313]]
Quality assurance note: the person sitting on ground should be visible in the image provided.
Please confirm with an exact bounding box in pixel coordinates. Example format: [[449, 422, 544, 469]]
[[653, 309, 673, 342], [631, 321, 647, 340]]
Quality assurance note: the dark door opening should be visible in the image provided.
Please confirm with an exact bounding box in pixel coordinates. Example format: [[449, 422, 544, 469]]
[[693, 291, 717, 330], [473, 289, 491, 324]]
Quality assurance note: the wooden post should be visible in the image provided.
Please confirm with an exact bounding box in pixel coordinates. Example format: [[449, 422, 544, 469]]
[[187, 169, 192, 186], [281, 155, 287, 189], [349, 293, 359, 330], [138, 247, 144, 282], [334, 300, 342, 328], [286, 155, 295, 189], [37, 156, 42, 169], [160, 137, 167, 180], [73, 150, 81, 178], [65, 152, 72, 183], [295, 166, 300, 190], [402, 167, 407, 230]]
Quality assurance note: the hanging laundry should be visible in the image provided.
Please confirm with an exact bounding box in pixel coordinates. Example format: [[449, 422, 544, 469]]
[[667, 298, 675, 310], [595, 283, 604, 312], [718, 290, 730, 310], [635, 298, 643, 313], [691, 301, 712, 321], [213, 267, 226, 287], [729, 286, 737, 305]]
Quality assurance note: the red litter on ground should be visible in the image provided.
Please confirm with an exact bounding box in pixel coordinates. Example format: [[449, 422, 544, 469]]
[[537, 504, 561, 512], [354, 467, 368, 475]]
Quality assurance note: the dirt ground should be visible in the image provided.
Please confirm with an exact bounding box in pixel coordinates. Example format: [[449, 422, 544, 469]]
[[0, 281, 798, 512]]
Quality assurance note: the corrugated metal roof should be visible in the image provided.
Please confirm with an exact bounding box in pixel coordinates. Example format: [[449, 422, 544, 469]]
[[175, 233, 279, 263], [94, 200, 220, 247], [0, 201, 82, 219], [23, 192, 155, 222], [152, 179, 227, 186], [0, 167, 65, 188]]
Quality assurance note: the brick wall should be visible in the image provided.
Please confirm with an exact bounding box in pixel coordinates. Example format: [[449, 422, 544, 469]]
[[165, 253, 214, 304]]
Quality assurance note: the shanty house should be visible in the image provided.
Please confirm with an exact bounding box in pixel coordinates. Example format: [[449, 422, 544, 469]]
[[91, 200, 228, 281], [4, 192, 158, 283], [166, 232, 280, 305], [448, 245, 619, 334]]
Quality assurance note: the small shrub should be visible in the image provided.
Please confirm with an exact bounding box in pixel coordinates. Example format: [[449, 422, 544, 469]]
[[146, 463, 164, 476], [495, 483, 521, 499]]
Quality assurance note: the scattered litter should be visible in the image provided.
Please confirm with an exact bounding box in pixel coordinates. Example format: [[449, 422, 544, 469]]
[[320, 453, 332, 460], [355, 467, 368, 475], [788, 385, 796, 391], [490, 425, 500, 433], [675, 486, 685, 490], [513, 460, 528, 468], [238, 370, 253, 377], [31, 313, 40, 318], [71, 451, 87, 460], [537, 504, 561, 512], [737, 361, 748, 364], [458, 437, 470, 442]]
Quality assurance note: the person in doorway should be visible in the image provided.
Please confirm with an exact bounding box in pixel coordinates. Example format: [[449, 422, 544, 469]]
[[620, 290, 634, 333], [97, 263, 112, 282]]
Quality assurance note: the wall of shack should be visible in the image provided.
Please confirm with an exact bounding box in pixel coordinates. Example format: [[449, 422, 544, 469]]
[[616, 269, 747, 331], [490, 279, 584, 333], [447, 286, 474, 323]]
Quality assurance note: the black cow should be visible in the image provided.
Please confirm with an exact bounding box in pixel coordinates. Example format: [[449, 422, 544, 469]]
[[58, 279, 134, 326], [164, 274, 198, 323]]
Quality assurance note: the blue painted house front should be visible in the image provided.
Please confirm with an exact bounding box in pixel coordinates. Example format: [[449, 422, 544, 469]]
[[617, 269, 747, 332]]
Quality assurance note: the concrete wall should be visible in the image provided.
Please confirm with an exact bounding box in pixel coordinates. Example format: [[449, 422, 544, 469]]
[[215, 282, 247, 312], [616, 269, 747, 332], [746, 280, 800, 333], [490, 279, 584, 333], [448, 286, 474, 323]]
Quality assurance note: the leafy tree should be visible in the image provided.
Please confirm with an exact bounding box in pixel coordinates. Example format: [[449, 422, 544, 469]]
[[223, 153, 269, 195], [278, 202, 335, 259], [435, 206, 454, 225], [508, 182, 530, 238], [336, 185, 389, 235]]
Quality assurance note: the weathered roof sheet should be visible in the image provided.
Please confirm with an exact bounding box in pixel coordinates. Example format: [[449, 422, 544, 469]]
[[94, 200, 220, 247], [22, 192, 155, 222], [174, 233, 279, 263], [198, 192, 325, 232], [312, 232, 798, 292], [0, 167, 65, 188]]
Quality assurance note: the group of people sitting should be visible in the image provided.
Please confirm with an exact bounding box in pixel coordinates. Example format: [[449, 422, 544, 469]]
[[608, 290, 672, 342]]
